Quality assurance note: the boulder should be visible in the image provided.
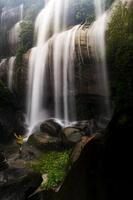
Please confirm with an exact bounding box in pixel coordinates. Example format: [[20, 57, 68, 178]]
[[62, 127, 83, 144], [40, 119, 63, 137], [0, 168, 42, 200], [28, 132, 63, 151], [62, 119, 98, 144]]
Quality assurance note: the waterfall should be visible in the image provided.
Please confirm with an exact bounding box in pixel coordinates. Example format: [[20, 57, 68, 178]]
[[9, 22, 21, 46], [20, 4, 24, 21], [94, 0, 106, 18], [0, 59, 7, 81], [0, 59, 7, 68], [8, 56, 16, 91], [26, 0, 55, 133], [53, 26, 79, 123], [26, 0, 114, 135], [88, 0, 111, 119], [26, 0, 74, 135], [9, 4, 23, 46]]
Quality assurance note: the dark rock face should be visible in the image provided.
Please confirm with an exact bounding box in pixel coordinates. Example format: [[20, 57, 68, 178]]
[[54, 106, 133, 200], [102, 106, 133, 199], [0, 152, 9, 172], [0, 107, 27, 144], [0, 168, 42, 200], [0, 75, 26, 145]]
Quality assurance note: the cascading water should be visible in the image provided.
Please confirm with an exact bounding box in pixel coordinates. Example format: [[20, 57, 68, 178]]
[[0, 59, 7, 68], [88, 0, 111, 120], [94, 0, 106, 17], [8, 56, 16, 91], [26, 0, 56, 133], [9, 22, 21, 46], [26, 0, 75, 135], [53, 26, 79, 123], [26, 0, 113, 135], [8, 4, 24, 46]]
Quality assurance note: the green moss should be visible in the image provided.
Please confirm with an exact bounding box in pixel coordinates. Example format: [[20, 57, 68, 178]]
[[29, 150, 71, 190], [16, 20, 33, 66], [106, 2, 133, 110]]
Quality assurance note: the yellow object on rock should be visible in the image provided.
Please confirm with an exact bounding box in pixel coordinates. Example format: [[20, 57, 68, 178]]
[[14, 134, 25, 145]]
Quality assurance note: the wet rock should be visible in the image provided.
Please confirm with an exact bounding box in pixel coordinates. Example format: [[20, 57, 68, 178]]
[[28, 132, 63, 151], [40, 119, 63, 137], [71, 119, 97, 135], [0, 168, 42, 200], [62, 127, 83, 144], [62, 119, 98, 144]]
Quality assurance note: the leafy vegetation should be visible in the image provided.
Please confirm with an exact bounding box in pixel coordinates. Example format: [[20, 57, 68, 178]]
[[30, 150, 71, 189], [16, 20, 33, 65], [106, 2, 133, 110]]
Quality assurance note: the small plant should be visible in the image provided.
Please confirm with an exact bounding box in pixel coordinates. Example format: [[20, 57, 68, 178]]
[[30, 150, 71, 189]]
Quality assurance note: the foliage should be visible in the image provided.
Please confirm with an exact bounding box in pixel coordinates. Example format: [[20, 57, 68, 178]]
[[69, 0, 94, 25], [69, 0, 115, 25], [24, 0, 44, 21], [30, 150, 70, 189], [106, 2, 133, 110], [16, 20, 33, 65]]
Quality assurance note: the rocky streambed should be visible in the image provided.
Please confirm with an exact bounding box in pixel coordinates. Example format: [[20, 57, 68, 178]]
[[0, 118, 100, 200]]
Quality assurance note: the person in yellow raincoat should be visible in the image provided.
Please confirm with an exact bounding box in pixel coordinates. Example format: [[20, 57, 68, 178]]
[[14, 133, 26, 155]]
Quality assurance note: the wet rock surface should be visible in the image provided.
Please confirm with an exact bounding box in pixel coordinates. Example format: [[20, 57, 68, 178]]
[[28, 132, 63, 151], [0, 168, 42, 200], [40, 119, 63, 137]]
